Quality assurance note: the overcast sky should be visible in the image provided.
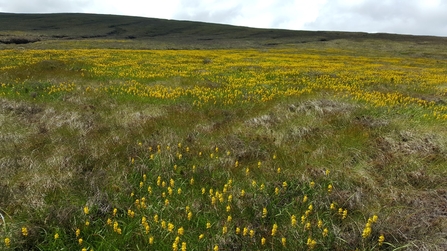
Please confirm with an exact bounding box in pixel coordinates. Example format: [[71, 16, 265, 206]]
[[1, 0, 446, 37]]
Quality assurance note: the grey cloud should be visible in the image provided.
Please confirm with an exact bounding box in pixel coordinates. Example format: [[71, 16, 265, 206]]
[[304, 0, 447, 36]]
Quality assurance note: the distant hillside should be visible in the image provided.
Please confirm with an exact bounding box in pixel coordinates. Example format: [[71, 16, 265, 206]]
[[1, 13, 446, 49]]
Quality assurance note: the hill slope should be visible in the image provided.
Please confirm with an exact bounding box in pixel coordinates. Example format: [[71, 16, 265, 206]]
[[1, 13, 447, 49]]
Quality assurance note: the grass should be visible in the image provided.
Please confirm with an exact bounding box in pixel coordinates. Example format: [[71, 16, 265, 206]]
[[1, 13, 447, 251]]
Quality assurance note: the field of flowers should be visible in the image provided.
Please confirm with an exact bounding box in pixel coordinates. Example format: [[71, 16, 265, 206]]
[[1, 47, 447, 250]]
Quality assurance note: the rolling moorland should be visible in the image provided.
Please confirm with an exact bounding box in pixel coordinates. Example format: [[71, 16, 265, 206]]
[[1, 13, 447, 250]]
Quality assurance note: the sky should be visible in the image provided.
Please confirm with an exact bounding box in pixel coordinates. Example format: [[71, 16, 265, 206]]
[[0, 0, 446, 37]]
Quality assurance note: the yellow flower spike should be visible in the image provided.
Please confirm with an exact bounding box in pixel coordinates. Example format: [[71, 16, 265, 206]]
[[282, 181, 288, 189], [165, 199, 169, 206], [85, 220, 90, 226], [260, 183, 265, 190], [235, 161, 239, 167], [271, 223, 278, 236], [281, 237, 287, 247], [222, 226, 228, 234], [261, 237, 266, 245], [154, 214, 159, 222], [257, 161, 261, 168], [303, 195, 308, 203], [206, 222, 211, 229], [291, 215, 297, 226], [308, 204, 313, 211], [54, 233, 59, 240], [275, 187, 280, 195], [243, 227, 248, 236], [235, 227, 241, 234], [273, 154, 277, 160], [245, 168, 250, 175], [262, 207, 268, 218], [149, 236, 154, 244], [161, 221, 167, 229], [181, 242, 186, 251], [372, 214, 379, 223], [178, 188, 182, 195], [226, 205, 231, 212], [143, 174, 147, 181], [330, 203, 336, 210], [327, 184, 333, 193], [240, 189, 245, 197], [113, 208, 117, 217], [305, 222, 311, 230], [190, 178, 194, 185], [82, 248, 87, 251], [187, 212, 193, 221], [170, 179, 175, 187], [227, 215, 232, 222], [325, 169, 330, 176], [199, 234, 204, 240], [83, 206, 89, 215], [318, 220, 323, 228], [249, 229, 255, 238], [213, 245, 219, 251], [228, 194, 233, 202], [306, 237, 317, 249], [168, 223, 175, 232], [4, 237, 11, 247], [378, 234, 385, 246], [227, 151, 231, 156], [162, 181, 166, 187], [178, 227, 184, 235], [310, 181, 315, 188], [22, 227, 28, 236], [342, 209, 348, 219], [322, 228, 329, 237], [78, 238, 83, 245]]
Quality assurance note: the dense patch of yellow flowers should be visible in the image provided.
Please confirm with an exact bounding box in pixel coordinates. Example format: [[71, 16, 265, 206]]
[[1, 48, 447, 119]]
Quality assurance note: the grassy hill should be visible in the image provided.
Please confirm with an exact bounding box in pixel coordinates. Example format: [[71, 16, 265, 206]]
[[1, 13, 447, 50], [0, 13, 447, 251]]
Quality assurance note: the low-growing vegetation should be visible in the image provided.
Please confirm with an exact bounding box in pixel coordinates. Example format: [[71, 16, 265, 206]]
[[1, 43, 447, 250]]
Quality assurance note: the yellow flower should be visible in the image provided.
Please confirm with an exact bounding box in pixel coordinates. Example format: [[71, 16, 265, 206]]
[[235, 227, 241, 234], [378, 234, 385, 246], [243, 227, 248, 236], [213, 245, 219, 251], [199, 234, 204, 240], [149, 236, 154, 244], [303, 195, 308, 203], [291, 215, 297, 226], [262, 207, 268, 218], [261, 237, 266, 245], [277, 167, 281, 173], [82, 248, 87, 251], [322, 228, 329, 237], [22, 227, 28, 236], [249, 229, 255, 238], [327, 184, 333, 193], [227, 215, 232, 222], [76, 228, 81, 237], [4, 237, 10, 247], [362, 226, 372, 238], [222, 226, 228, 234], [281, 237, 287, 247], [54, 233, 59, 240], [83, 206, 89, 215], [168, 223, 175, 232], [78, 238, 83, 245], [178, 227, 184, 235], [271, 223, 278, 236], [206, 222, 211, 229], [85, 220, 90, 226], [306, 237, 317, 249], [310, 181, 315, 188], [113, 208, 117, 217], [187, 212, 193, 221], [181, 242, 187, 251]]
